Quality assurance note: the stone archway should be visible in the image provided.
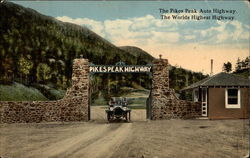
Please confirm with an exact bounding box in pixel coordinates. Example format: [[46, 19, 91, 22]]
[[69, 58, 201, 121], [0, 58, 201, 123]]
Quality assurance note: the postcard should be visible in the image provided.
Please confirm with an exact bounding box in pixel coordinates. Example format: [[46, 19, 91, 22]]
[[0, 0, 249, 158]]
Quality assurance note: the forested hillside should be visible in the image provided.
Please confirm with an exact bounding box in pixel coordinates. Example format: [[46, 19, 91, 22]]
[[0, 2, 143, 87], [0, 2, 207, 101], [119, 46, 154, 64]]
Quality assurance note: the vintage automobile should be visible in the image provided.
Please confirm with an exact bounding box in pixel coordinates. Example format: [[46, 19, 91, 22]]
[[105, 97, 131, 122]]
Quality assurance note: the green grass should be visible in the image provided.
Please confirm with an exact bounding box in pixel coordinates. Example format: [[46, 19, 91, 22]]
[[0, 83, 150, 103], [129, 106, 146, 109], [0, 82, 48, 101], [121, 87, 149, 105], [48, 89, 65, 100], [91, 94, 107, 106], [91, 86, 150, 108], [35, 84, 66, 100]]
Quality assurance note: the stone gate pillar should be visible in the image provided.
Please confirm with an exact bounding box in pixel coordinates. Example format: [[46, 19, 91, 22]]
[[151, 58, 202, 120], [151, 58, 168, 119], [61, 58, 89, 121], [151, 58, 177, 119]]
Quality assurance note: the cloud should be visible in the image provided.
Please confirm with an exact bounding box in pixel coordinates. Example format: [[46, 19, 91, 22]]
[[130, 15, 156, 30], [56, 15, 249, 74], [56, 14, 183, 45], [197, 20, 249, 44], [57, 16, 104, 36], [56, 14, 248, 48], [230, 20, 249, 40], [151, 31, 180, 43]]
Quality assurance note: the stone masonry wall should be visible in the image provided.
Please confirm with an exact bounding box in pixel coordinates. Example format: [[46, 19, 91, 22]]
[[0, 57, 200, 123], [151, 59, 201, 119], [0, 59, 89, 123]]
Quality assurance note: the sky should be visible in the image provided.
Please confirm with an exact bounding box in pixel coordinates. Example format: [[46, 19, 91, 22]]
[[13, 1, 250, 75]]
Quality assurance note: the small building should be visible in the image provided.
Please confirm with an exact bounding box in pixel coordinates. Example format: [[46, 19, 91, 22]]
[[182, 72, 249, 119]]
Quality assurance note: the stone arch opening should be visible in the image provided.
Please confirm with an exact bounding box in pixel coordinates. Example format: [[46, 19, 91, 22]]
[[70, 57, 201, 122], [88, 64, 153, 122], [66, 58, 202, 122]]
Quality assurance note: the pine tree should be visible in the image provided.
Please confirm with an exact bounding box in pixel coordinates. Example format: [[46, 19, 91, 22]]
[[222, 62, 232, 73]]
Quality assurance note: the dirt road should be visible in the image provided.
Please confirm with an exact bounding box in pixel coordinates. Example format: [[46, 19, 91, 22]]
[[0, 122, 133, 158], [0, 108, 249, 158]]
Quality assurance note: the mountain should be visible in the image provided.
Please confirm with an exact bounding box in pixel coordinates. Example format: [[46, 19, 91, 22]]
[[0, 2, 207, 101], [0, 2, 153, 87], [119, 46, 154, 64]]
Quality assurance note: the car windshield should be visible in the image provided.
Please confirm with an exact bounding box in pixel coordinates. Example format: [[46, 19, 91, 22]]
[[109, 97, 127, 106]]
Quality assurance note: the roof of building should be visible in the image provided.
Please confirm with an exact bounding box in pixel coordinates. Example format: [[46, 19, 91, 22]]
[[182, 72, 250, 91]]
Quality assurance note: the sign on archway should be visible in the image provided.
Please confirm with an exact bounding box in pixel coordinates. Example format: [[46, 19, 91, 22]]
[[89, 62, 152, 74]]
